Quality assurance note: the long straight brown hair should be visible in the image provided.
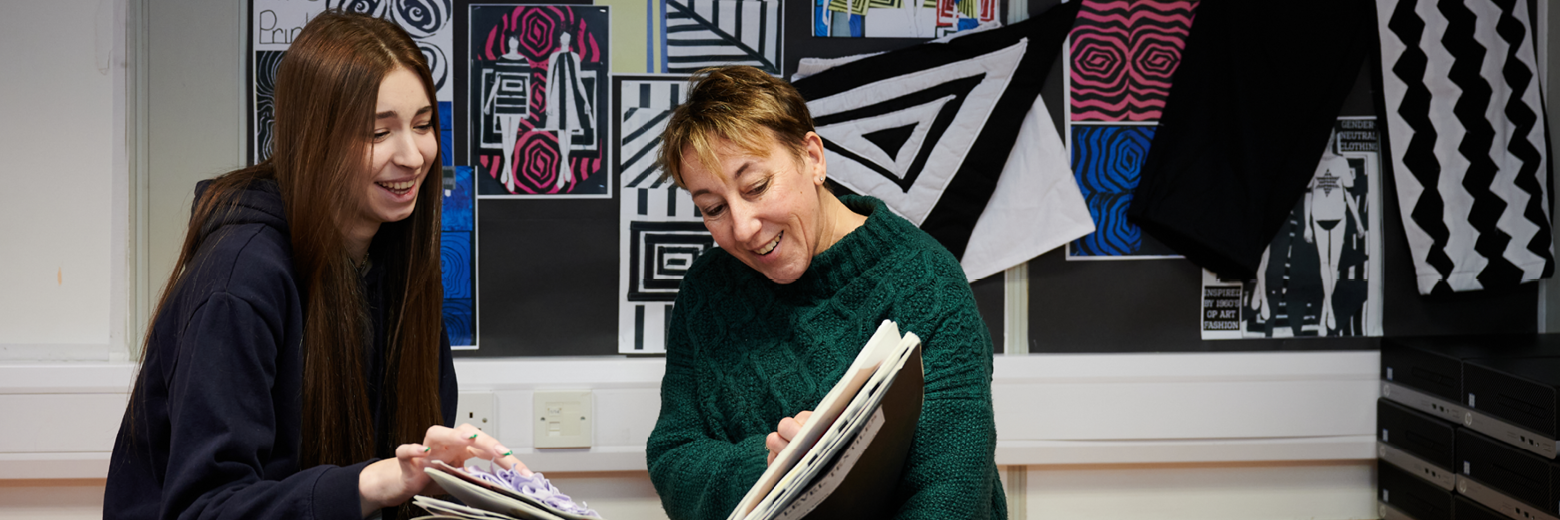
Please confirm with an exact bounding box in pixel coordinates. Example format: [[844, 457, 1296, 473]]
[[131, 10, 445, 469]]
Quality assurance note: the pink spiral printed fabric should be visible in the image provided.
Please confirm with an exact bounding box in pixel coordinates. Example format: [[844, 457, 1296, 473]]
[[1069, 0, 1197, 122]]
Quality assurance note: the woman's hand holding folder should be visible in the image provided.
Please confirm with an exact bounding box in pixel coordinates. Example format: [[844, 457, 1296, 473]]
[[765, 411, 815, 465]]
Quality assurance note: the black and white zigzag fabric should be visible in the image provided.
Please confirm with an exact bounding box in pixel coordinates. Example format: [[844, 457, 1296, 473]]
[[1376, 0, 1554, 294], [790, 1, 1092, 280]]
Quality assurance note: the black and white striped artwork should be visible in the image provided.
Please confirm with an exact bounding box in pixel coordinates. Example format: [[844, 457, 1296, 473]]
[[663, 0, 781, 74], [1376, 0, 1554, 294], [614, 75, 709, 353], [619, 76, 686, 190]]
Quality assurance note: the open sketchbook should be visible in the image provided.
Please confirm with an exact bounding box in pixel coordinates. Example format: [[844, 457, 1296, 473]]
[[411, 460, 602, 520], [729, 320, 926, 520]]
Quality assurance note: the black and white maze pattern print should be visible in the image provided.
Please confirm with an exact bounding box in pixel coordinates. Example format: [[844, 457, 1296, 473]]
[[1377, 0, 1555, 294], [616, 76, 710, 353], [620, 206, 713, 353], [665, 0, 780, 74]]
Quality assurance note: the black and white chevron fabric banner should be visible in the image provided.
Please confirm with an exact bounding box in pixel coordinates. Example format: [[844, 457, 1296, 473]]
[[1376, 0, 1555, 294]]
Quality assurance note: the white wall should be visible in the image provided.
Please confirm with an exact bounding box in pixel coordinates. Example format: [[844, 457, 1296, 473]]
[[0, 0, 125, 360], [0, 352, 1381, 519], [142, 0, 247, 336], [1024, 461, 1375, 520]]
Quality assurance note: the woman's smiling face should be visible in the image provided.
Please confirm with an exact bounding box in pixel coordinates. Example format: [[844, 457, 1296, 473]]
[[354, 66, 437, 234], [682, 132, 829, 284]]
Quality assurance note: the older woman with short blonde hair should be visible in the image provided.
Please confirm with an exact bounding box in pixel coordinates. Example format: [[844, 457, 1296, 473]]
[[646, 65, 1005, 520]]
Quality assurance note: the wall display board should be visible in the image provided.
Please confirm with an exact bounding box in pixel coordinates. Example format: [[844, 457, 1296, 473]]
[[1063, 0, 1195, 260], [246, 0, 1537, 356], [1202, 117, 1385, 340], [1029, 57, 1539, 352]]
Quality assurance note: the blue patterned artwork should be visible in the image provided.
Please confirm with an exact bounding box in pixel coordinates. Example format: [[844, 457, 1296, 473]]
[[1067, 124, 1179, 257], [439, 101, 454, 167], [441, 165, 476, 347]]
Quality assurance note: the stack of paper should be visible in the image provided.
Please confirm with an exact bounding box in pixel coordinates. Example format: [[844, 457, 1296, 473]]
[[412, 461, 602, 520]]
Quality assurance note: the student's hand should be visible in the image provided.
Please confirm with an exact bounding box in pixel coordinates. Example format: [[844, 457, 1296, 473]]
[[765, 410, 813, 466], [420, 423, 530, 479], [357, 424, 531, 517], [359, 443, 436, 517]]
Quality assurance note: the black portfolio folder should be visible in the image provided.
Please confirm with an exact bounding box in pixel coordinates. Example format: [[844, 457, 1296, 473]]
[[1457, 428, 1560, 516], [1379, 462, 1455, 520]]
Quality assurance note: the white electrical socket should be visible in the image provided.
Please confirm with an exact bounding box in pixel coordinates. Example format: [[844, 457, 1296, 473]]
[[456, 392, 499, 440], [534, 390, 592, 449]]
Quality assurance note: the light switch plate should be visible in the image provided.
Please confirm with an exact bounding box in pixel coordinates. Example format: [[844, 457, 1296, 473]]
[[533, 390, 592, 449]]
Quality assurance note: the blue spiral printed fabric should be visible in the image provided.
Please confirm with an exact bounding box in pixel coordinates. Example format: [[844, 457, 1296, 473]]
[[1070, 125, 1155, 256], [441, 166, 476, 346]]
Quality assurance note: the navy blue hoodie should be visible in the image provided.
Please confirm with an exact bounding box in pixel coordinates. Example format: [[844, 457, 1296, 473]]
[[105, 179, 457, 519]]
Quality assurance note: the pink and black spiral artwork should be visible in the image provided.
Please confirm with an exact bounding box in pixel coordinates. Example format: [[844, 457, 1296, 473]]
[[1068, 0, 1197, 122]]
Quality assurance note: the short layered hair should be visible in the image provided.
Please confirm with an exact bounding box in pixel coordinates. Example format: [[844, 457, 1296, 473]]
[[659, 66, 816, 187]]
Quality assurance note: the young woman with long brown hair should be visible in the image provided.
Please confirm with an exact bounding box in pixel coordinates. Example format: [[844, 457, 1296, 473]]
[[104, 11, 525, 519]]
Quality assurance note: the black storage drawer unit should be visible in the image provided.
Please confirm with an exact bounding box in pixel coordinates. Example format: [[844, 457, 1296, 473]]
[[1380, 398, 1458, 470], [1383, 335, 1560, 399], [1382, 336, 1501, 402], [1453, 494, 1507, 520], [1457, 428, 1560, 516], [1464, 355, 1560, 440], [1380, 462, 1455, 520]]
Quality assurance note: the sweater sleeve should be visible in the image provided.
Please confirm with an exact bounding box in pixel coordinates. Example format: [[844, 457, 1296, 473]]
[[159, 292, 366, 520], [645, 304, 769, 520], [890, 272, 1006, 520]]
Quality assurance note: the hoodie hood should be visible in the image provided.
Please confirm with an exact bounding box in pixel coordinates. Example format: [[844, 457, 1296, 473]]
[[192, 178, 289, 242]]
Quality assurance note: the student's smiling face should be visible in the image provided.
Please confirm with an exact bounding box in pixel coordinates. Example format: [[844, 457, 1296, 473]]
[[682, 132, 829, 284], [352, 66, 437, 235]]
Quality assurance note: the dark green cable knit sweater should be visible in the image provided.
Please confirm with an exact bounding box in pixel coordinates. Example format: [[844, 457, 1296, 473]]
[[646, 196, 1004, 520]]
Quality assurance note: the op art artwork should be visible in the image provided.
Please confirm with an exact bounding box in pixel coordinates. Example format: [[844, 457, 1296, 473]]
[[470, 5, 611, 198], [1064, 0, 1196, 259]]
